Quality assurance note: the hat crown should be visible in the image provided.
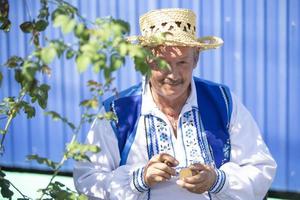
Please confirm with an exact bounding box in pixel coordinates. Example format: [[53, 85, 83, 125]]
[[139, 8, 197, 38]]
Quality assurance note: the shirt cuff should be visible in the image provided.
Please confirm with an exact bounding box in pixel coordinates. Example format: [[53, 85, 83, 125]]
[[209, 168, 226, 194], [130, 167, 150, 193]]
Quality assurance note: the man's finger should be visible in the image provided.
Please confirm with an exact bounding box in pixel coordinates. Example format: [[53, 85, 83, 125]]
[[153, 162, 176, 176], [153, 175, 167, 183], [151, 153, 179, 167], [176, 179, 207, 194], [148, 167, 172, 180], [176, 179, 197, 190], [183, 171, 208, 184], [189, 163, 207, 171], [158, 153, 179, 167]]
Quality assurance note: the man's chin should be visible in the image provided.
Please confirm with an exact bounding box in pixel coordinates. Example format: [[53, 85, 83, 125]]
[[162, 85, 183, 96]]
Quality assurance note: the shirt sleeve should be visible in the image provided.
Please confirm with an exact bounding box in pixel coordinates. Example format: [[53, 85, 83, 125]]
[[212, 93, 277, 200], [73, 108, 149, 200]]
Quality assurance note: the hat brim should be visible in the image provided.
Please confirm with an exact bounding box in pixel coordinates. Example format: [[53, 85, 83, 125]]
[[127, 35, 223, 50]]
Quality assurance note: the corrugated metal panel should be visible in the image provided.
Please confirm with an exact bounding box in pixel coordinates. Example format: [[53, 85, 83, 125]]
[[0, 0, 299, 192]]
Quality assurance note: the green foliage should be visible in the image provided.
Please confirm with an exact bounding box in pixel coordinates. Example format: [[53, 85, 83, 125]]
[[0, 17, 10, 32], [0, 0, 153, 199], [66, 141, 100, 162], [44, 111, 76, 130], [39, 181, 87, 200], [92, 111, 118, 122], [20, 101, 36, 118], [20, 21, 34, 33], [0, 170, 14, 199], [76, 55, 91, 73], [27, 154, 59, 170], [66, 49, 75, 59], [41, 46, 57, 64], [4, 56, 24, 68], [79, 99, 99, 110], [0, 97, 35, 119], [0, 0, 11, 32], [35, 19, 49, 32], [29, 84, 50, 109], [53, 14, 75, 34]]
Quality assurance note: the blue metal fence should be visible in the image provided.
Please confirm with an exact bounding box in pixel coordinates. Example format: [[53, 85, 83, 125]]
[[0, 0, 299, 193]]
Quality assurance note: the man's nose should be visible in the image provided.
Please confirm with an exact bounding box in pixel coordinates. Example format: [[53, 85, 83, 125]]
[[166, 63, 180, 79]]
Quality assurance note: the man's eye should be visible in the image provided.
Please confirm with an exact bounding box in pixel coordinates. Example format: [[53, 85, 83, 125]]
[[149, 61, 159, 68], [178, 61, 187, 64]]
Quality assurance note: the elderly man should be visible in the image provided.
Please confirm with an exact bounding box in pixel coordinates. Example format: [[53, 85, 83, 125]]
[[74, 8, 276, 200]]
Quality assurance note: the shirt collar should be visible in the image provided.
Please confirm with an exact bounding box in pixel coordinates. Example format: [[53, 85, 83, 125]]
[[141, 77, 198, 115]]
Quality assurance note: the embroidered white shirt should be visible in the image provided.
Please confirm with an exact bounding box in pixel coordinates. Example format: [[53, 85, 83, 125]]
[[73, 79, 277, 200]]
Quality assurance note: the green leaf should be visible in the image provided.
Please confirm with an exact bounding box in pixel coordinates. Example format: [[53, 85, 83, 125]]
[[0, 0, 9, 17], [0, 170, 14, 199], [5, 56, 23, 68], [44, 111, 76, 130], [14, 69, 22, 83], [51, 7, 65, 22], [128, 45, 145, 58], [74, 23, 85, 37], [44, 111, 61, 120], [110, 54, 124, 71], [29, 84, 50, 109], [66, 49, 75, 59], [41, 46, 57, 64], [112, 19, 130, 34], [20, 21, 34, 33], [76, 55, 90, 73], [103, 68, 111, 80], [79, 99, 99, 109], [27, 154, 58, 169], [157, 58, 169, 70], [39, 180, 86, 200], [35, 19, 49, 32], [118, 43, 128, 56], [50, 40, 68, 58], [78, 194, 88, 200], [53, 14, 70, 28], [62, 19, 76, 34], [66, 141, 100, 162], [0, 18, 11, 32], [92, 60, 105, 73], [103, 111, 117, 121], [38, 7, 49, 19], [22, 60, 38, 81], [0, 170, 5, 177], [23, 102, 36, 118]]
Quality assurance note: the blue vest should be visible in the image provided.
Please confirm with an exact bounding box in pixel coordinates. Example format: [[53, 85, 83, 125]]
[[103, 77, 232, 168]]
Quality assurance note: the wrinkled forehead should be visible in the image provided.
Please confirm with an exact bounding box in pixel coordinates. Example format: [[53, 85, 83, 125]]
[[150, 46, 195, 58]]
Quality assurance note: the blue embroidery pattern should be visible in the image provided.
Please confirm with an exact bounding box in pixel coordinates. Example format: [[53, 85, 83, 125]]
[[222, 138, 231, 164], [145, 115, 175, 158], [143, 110, 227, 196], [181, 110, 204, 165], [145, 109, 216, 168], [132, 167, 149, 192]]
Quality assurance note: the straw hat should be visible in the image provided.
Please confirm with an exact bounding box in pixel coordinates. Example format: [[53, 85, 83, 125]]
[[127, 8, 223, 50]]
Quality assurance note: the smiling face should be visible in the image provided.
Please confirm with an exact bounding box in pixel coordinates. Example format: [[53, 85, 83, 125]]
[[148, 46, 199, 102]]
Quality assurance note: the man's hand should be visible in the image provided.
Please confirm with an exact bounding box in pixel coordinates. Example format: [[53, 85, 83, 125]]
[[176, 163, 216, 194], [144, 153, 179, 187]]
